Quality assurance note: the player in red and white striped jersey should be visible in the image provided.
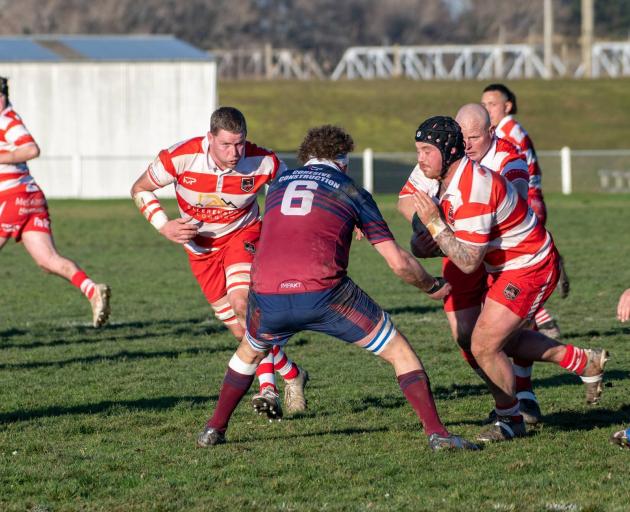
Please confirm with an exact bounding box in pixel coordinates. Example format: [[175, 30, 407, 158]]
[[411, 116, 608, 443], [0, 77, 110, 328], [131, 107, 306, 416], [399, 104, 546, 424], [482, 83, 571, 328]]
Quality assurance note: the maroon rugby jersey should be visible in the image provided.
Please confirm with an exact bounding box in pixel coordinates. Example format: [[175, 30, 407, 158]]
[[252, 160, 394, 294]]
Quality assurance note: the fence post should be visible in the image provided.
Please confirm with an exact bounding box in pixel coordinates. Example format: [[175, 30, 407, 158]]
[[363, 148, 373, 193], [560, 146, 572, 195], [71, 154, 82, 198]]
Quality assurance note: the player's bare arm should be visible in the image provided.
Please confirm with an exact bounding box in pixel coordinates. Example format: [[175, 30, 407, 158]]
[[373, 240, 451, 300], [131, 170, 198, 244], [397, 196, 416, 223], [413, 190, 485, 274], [0, 142, 40, 164]]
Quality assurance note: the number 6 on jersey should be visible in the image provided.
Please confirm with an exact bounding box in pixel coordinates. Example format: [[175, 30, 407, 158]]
[[280, 180, 319, 216]]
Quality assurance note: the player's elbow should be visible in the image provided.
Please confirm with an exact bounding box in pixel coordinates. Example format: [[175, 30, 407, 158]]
[[386, 250, 411, 277], [25, 143, 40, 160]]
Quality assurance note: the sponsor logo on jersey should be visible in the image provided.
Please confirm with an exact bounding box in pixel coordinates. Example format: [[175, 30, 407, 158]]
[[279, 280, 304, 290], [503, 283, 521, 300], [183, 176, 197, 185], [241, 177, 255, 192], [244, 241, 256, 254]]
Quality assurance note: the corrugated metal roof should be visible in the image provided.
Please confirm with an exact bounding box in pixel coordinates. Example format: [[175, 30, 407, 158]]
[[0, 35, 213, 62], [0, 39, 61, 61]]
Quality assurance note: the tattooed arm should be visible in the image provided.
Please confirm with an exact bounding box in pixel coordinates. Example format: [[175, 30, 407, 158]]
[[413, 190, 486, 274]]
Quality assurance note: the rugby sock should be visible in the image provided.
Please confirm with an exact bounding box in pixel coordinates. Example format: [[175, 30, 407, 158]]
[[207, 356, 256, 433], [534, 307, 552, 327], [495, 399, 523, 423], [397, 370, 449, 437], [559, 344, 588, 374], [256, 352, 277, 393], [70, 270, 95, 299], [272, 345, 299, 381], [513, 357, 536, 400]]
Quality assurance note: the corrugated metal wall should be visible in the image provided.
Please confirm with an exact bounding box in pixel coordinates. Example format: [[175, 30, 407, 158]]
[[2, 61, 217, 198]]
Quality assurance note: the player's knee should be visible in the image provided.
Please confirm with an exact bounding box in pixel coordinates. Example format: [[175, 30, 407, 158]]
[[453, 331, 472, 350], [230, 295, 248, 319], [212, 302, 240, 329], [359, 313, 397, 356]]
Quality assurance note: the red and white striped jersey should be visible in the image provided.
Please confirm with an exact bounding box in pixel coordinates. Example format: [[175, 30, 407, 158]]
[[148, 136, 285, 254], [0, 106, 40, 198], [398, 162, 439, 198], [440, 157, 552, 273], [495, 115, 542, 192], [479, 136, 529, 200]]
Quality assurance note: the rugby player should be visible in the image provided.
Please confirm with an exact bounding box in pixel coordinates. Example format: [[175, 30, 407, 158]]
[[197, 124, 479, 452], [482, 83, 570, 338], [0, 77, 110, 327], [411, 116, 608, 442], [398, 104, 543, 424], [131, 107, 306, 417]]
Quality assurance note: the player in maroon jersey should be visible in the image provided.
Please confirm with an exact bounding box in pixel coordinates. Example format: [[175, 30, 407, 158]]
[[197, 125, 479, 452]]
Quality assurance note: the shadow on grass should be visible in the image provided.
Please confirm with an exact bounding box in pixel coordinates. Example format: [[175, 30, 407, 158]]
[[0, 344, 235, 370], [540, 403, 630, 430], [0, 394, 217, 424], [0, 317, 226, 350], [388, 304, 442, 315], [559, 325, 630, 340], [432, 369, 630, 401]]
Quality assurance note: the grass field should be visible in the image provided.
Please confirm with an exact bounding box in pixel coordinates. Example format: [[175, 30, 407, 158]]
[[1, 194, 630, 511], [218, 79, 630, 152]]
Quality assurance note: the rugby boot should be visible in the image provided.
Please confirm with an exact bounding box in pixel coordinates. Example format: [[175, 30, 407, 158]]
[[537, 319, 561, 340], [477, 415, 526, 442], [283, 367, 309, 414], [252, 387, 283, 420], [196, 426, 226, 448], [580, 348, 609, 405], [610, 427, 630, 450], [483, 398, 541, 425], [90, 283, 111, 328], [518, 398, 542, 425], [557, 256, 570, 299], [428, 433, 480, 451]]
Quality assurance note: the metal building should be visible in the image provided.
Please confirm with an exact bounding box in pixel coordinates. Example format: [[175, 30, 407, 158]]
[[0, 35, 217, 198]]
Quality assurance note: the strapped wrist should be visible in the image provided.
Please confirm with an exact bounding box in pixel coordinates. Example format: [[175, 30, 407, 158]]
[[133, 190, 168, 230], [426, 277, 446, 294], [426, 215, 447, 238]]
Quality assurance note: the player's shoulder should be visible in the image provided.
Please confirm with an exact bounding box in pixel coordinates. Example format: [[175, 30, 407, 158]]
[[167, 136, 204, 157], [0, 107, 23, 127], [495, 137, 521, 156]]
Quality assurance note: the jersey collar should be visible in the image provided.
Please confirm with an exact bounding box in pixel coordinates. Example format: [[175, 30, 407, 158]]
[[304, 158, 343, 172]]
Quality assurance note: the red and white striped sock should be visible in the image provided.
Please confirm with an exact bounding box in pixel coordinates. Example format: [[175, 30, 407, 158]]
[[559, 344, 588, 374], [255, 352, 277, 393], [70, 270, 95, 299], [534, 307, 552, 326], [271, 345, 299, 381], [495, 399, 523, 423]]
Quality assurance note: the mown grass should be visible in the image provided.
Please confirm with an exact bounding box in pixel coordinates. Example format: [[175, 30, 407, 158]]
[[218, 79, 630, 152], [1, 194, 629, 511]]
